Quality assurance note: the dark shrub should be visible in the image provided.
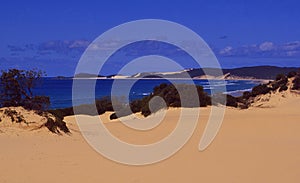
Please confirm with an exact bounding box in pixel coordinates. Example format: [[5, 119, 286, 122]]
[[48, 107, 74, 119], [242, 91, 251, 100], [44, 116, 70, 134], [49, 97, 122, 118], [141, 105, 151, 117], [212, 94, 237, 107], [0, 69, 49, 111], [269, 74, 288, 91], [130, 100, 143, 113], [226, 95, 238, 107], [271, 82, 281, 91], [4, 109, 26, 123], [279, 85, 288, 92], [110, 83, 211, 119], [110, 113, 118, 120], [251, 84, 271, 96], [148, 83, 208, 108], [23, 96, 50, 111], [275, 73, 286, 81], [292, 76, 300, 90], [153, 83, 168, 94], [0, 69, 70, 134], [287, 71, 298, 78]]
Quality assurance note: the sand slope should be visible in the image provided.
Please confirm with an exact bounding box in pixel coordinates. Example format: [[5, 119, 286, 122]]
[[0, 95, 300, 183]]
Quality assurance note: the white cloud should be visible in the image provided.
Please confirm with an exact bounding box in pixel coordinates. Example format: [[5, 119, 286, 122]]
[[219, 46, 233, 56], [259, 41, 275, 51], [218, 41, 300, 58], [69, 40, 90, 48], [281, 41, 300, 51]]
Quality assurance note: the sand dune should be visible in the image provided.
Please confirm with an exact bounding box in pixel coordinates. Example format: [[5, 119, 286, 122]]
[[1, 94, 300, 182]]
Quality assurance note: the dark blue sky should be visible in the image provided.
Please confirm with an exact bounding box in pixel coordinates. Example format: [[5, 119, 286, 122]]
[[1, 0, 300, 76]]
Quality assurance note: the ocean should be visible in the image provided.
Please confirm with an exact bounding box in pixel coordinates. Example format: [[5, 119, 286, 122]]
[[32, 78, 261, 109]]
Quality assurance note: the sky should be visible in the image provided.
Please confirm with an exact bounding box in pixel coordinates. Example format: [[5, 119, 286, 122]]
[[0, 0, 300, 76]]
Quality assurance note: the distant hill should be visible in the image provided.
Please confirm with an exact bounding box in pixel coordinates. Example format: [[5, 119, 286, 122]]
[[72, 66, 300, 80], [74, 73, 116, 78], [223, 66, 300, 79], [132, 66, 300, 80], [74, 73, 102, 78]]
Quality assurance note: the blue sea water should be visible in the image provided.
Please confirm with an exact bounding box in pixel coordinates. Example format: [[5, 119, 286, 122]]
[[32, 78, 261, 109]]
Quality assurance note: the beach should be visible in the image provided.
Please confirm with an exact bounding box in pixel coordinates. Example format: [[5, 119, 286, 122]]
[[0, 92, 300, 183]]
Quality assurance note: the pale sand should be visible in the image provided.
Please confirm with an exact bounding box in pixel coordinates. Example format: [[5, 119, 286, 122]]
[[0, 94, 300, 183]]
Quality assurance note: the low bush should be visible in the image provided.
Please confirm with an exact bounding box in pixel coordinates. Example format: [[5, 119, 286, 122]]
[[226, 95, 238, 107], [3, 109, 26, 123], [242, 91, 252, 100], [279, 85, 288, 92], [48, 107, 74, 119], [275, 73, 286, 81], [23, 96, 50, 111], [292, 76, 300, 90], [44, 115, 70, 134], [49, 97, 120, 118], [110, 83, 211, 119], [212, 94, 238, 107], [287, 71, 298, 78], [251, 84, 271, 96]]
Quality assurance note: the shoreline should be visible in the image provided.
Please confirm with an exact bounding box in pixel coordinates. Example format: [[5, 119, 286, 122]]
[[72, 77, 271, 81]]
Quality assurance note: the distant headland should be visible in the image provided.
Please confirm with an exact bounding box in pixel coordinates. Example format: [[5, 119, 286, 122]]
[[72, 66, 300, 80]]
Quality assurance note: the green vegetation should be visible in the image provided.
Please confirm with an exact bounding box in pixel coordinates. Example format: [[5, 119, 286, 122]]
[[110, 83, 211, 119], [250, 73, 289, 97], [3, 108, 26, 123], [0, 69, 69, 134], [52, 84, 212, 120], [44, 116, 69, 134], [235, 71, 300, 108], [292, 75, 300, 90], [251, 84, 272, 96], [0, 69, 50, 111], [287, 71, 298, 78], [48, 97, 120, 118]]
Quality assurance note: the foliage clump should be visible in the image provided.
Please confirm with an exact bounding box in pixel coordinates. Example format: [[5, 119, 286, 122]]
[[3, 108, 26, 123], [110, 83, 211, 119], [292, 75, 300, 90], [287, 71, 298, 78], [44, 114, 70, 134], [0, 69, 69, 134], [48, 97, 120, 118], [0, 69, 50, 111]]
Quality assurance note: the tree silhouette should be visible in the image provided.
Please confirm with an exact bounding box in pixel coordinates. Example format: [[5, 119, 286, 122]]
[[0, 69, 50, 111]]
